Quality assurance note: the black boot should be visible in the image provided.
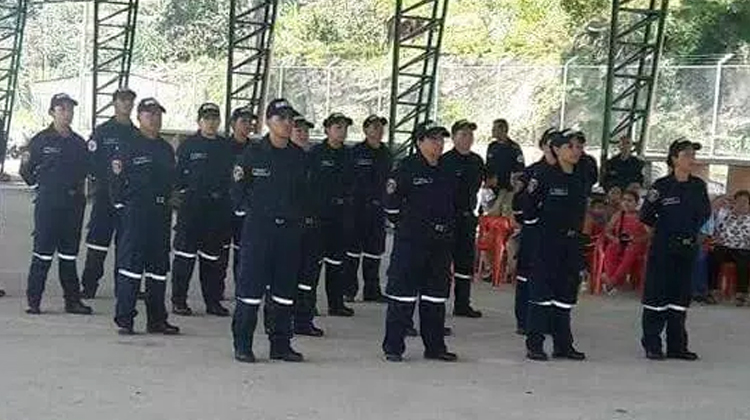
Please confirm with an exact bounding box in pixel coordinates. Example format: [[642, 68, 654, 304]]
[[172, 300, 193, 316], [641, 307, 667, 359], [81, 248, 107, 299], [525, 303, 550, 361], [65, 299, 93, 315], [551, 307, 585, 360], [232, 302, 258, 362], [268, 301, 303, 362], [666, 308, 697, 360], [362, 256, 384, 302], [453, 279, 482, 318]]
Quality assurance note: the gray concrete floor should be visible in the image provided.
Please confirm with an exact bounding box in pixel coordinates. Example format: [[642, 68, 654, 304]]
[[1, 185, 750, 420]]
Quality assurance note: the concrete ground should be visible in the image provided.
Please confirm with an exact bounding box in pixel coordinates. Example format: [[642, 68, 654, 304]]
[[1, 184, 749, 420]]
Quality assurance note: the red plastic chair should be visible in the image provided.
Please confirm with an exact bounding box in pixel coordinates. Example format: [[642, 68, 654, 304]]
[[475, 215, 514, 286], [720, 263, 738, 299]]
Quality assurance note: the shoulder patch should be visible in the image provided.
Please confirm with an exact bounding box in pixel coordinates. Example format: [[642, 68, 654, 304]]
[[646, 188, 659, 203], [233, 165, 245, 182], [87, 139, 97, 152], [527, 178, 538, 193], [386, 178, 397, 195], [111, 159, 122, 175], [21, 151, 31, 164], [516, 154, 524, 164]]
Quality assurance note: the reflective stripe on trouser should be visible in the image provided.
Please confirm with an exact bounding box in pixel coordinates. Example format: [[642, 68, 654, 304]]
[[343, 203, 387, 299], [171, 212, 228, 307], [294, 224, 323, 328], [114, 204, 171, 328], [321, 214, 346, 310], [27, 198, 85, 306], [452, 214, 478, 311], [383, 237, 451, 356], [641, 236, 696, 353]]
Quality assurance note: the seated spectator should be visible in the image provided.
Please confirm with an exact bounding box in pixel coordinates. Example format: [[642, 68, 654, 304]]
[[583, 196, 608, 272], [601, 190, 649, 293], [605, 186, 623, 220], [602, 135, 644, 192], [712, 190, 750, 306], [702, 194, 733, 304]]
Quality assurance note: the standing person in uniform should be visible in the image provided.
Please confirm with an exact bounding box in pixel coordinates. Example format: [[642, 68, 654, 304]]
[[520, 131, 588, 361], [603, 136, 645, 192], [170, 103, 233, 317], [512, 128, 558, 335], [309, 112, 355, 316], [111, 98, 179, 335], [440, 119, 484, 318], [291, 115, 325, 337], [219, 107, 258, 298], [81, 87, 137, 299], [485, 119, 524, 216], [640, 139, 710, 361], [231, 98, 306, 363], [342, 115, 392, 302], [382, 121, 458, 362], [19, 93, 91, 315], [566, 130, 598, 192]]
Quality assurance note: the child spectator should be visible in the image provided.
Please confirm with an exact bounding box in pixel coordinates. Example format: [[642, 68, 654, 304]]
[[601, 190, 649, 293], [583, 196, 609, 274], [605, 186, 623, 220]]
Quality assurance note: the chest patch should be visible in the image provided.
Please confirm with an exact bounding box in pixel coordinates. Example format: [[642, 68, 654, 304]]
[[189, 152, 208, 161], [42, 146, 61, 155], [549, 187, 568, 197], [251, 167, 271, 177], [661, 197, 680, 206], [357, 158, 373, 167], [413, 177, 433, 186], [133, 156, 152, 166], [102, 137, 119, 146], [321, 159, 335, 167]]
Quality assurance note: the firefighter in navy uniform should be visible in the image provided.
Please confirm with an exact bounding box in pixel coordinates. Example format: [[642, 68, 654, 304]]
[[81, 87, 137, 299], [564, 130, 599, 192], [219, 107, 258, 296], [603, 136, 645, 191], [520, 131, 588, 361], [342, 114, 392, 302], [19, 93, 91, 315], [290, 115, 326, 337], [382, 121, 458, 363], [111, 98, 179, 335], [512, 128, 558, 334], [639, 139, 710, 361], [231, 98, 307, 363], [170, 103, 233, 317], [439, 119, 484, 318], [309, 112, 355, 316], [485, 119, 525, 215]]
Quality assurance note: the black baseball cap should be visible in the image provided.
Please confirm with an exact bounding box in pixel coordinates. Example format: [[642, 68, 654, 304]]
[[539, 128, 559, 148], [564, 129, 587, 143], [324, 112, 353, 128], [414, 121, 450, 141], [137, 97, 166, 113], [113, 87, 136, 100], [265, 98, 299, 119], [363, 114, 387, 129], [548, 131, 573, 148], [293, 115, 314, 129], [230, 106, 256, 122], [451, 119, 478, 134], [668, 138, 701, 163], [49, 93, 78, 110], [198, 102, 221, 119]]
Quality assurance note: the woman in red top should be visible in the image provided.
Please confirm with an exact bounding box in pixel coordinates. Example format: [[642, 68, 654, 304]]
[[602, 190, 649, 292]]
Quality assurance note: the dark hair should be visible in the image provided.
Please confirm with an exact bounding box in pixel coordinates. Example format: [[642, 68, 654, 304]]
[[538, 128, 557, 148], [734, 190, 750, 201], [493, 119, 509, 129], [590, 196, 607, 207], [622, 190, 640, 203]]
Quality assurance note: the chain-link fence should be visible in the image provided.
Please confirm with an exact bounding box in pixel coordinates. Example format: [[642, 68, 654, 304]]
[[14, 63, 750, 161]]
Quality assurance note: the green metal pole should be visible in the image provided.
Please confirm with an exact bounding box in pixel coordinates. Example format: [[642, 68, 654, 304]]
[[638, 0, 669, 155], [600, 0, 621, 181]]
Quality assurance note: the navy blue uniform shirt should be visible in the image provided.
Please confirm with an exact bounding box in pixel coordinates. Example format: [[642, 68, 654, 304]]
[[20, 125, 88, 204], [110, 132, 176, 208], [308, 140, 353, 217], [485, 139, 524, 190], [233, 135, 307, 221], [519, 163, 588, 234], [640, 174, 711, 237], [439, 148, 485, 214], [175, 132, 234, 199], [384, 152, 456, 240], [350, 141, 392, 206], [88, 118, 137, 183]]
